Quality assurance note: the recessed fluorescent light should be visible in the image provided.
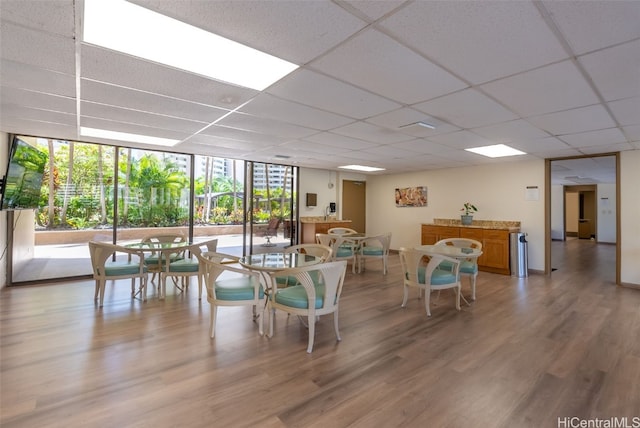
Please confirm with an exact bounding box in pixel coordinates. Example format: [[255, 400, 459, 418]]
[[465, 144, 526, 158], [83, 0, 298, 91], [338, 165, 386, 172], [399, 121, 436, 130], [81, 127, 180, 147]]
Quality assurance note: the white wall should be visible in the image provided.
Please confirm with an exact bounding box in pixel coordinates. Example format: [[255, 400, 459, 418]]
[[597, 183, 616, 243], [551, 184, 564, 240], [298, 168, 366, 219], [620, 150, 640, 286], [0, 132, 7, 289], [365, 159, 546, 271]]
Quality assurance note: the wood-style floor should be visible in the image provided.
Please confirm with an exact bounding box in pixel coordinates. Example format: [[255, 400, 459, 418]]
[[1, 239, 638, 427]]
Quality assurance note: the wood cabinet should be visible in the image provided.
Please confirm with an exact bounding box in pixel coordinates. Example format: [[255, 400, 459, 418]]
[[421, 224, 514, 275], [301, 221, 353, 244]]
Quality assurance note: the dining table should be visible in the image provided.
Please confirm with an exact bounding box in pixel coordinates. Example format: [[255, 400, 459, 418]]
[[125, 240, 190, 299]]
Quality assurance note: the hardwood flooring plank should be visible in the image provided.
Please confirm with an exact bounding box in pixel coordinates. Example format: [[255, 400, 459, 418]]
[[1, 239, 639, 427]]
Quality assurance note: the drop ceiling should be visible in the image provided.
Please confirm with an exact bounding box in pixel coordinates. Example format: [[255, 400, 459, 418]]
[[1, 0, 638, 181]]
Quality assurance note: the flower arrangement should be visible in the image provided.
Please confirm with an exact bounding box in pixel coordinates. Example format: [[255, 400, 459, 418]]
[[461, 202, 478, 216]]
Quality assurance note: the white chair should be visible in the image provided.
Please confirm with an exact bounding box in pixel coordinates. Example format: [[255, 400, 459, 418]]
[[195, 251, 265, 338], [327, 227, 357, 236], [358, 232, 391, 274], [139, 233, 187, 286], [435, 238, 482, 300], [88, 241, 148, 307], [316, 233, 358, 273], [275, 243, 333, 287], [160, 238, 218, 299], [399, 247, 461, 316], [267, 260, 347, 353]]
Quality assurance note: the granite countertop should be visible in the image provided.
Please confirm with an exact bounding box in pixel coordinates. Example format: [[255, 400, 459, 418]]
[[300, 216, 352, 223], [425, 218, 521, 231]]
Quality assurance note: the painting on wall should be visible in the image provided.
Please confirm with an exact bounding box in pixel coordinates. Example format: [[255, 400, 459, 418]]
[[395, 186, 427, 207]]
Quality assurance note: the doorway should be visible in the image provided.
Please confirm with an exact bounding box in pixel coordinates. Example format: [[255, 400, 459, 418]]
[[342, 180, 366, 233], [546, 154, 619, 284]]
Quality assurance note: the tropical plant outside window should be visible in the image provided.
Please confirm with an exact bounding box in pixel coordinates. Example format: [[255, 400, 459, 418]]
[[18, 137, 292, 231]]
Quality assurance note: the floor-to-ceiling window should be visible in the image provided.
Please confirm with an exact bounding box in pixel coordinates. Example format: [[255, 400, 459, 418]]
[[6, 135, 298, 284]]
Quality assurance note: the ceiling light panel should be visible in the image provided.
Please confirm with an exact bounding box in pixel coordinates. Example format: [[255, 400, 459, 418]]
[[83, 0, 298, 91], [465, 144, 526, 158]]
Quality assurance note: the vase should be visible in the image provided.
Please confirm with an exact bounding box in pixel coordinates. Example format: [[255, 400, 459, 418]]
[[461, 215, 473, 225]]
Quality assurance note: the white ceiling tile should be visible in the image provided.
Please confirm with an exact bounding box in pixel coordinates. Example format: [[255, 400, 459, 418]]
[[200, 125, 288, 146], [558, 127, 627, 148], [80, 116, 190, 142], [343, 1, 406, 21], [366, 107, 460, 137], [80, 45, 257, 109], [389, 139, 453, 155], [0, 117, 78, 141], [509, 136, 571, 154], [1, 60, 76, 97], [579, 40, 640, 101], [428, 130, 494, 150], [238, 94, 354, 130], [528, 105, 617, 135], [130, 0, 367, 65], [472, 119, 550, 143], [81, 80, 230, 123], [623, 125, 640, 141], [0, 86, 76, 114], [214, 112, 318, 140], [266, 69, 401, 119], [1, 103, 76, 127], [311, 28, 466, 104], [608, 97, 640, 126], [331, 121, 415, 144], [379, 1, 567, 84], [279, 139, 353, 155], [480, 60, 600, 117], [541, 1, 640, 55], [81, 101, 208, 134], [580, 143, 635, 155], [526, 147, 584, 159], [0, 22, 75, 74], [304, 131, 380, 151], [0, 0, 75, 37], [413, 89, 518, 129]]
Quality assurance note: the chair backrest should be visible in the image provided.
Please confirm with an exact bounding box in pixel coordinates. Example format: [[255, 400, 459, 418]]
[[268, 260, 347, 314], [195, 251, 256, 300], [284, 244, 332, 262], [88, 241, 143, 278], [327, 227, 357, 235], [315, 234, 356, 262], [361, 232, 391, 254], [188, 238, 219, 258], [435, 238, 482, 251], [399, 247, 460, 287], [140, 233, 187, 255], [266, 218, 281, 233]]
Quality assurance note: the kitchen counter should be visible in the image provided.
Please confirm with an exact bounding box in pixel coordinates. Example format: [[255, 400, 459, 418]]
[[300, 217, 353, 243], [429, 218, 521, 232]]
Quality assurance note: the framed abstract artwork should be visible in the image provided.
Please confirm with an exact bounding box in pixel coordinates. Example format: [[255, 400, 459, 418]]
[[395, 186, 427, 207]]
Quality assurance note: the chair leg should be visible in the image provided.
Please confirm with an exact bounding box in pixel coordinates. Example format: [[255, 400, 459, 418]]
[[306, 313, 315, 353], [471, 274, 477, 300], [209, 304, 217, 338], [258, 303, 265, 336], [99, 280, 107, 307], [333, 311, 341, 342], [455, 284, 461, 311], [424, 288, 432, 317], [401, 284, 410, 308], [94, 280, 100, 301]]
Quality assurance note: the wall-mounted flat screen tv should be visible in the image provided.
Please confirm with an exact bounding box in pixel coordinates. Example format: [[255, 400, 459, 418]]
[[1, 136, 48, 210]]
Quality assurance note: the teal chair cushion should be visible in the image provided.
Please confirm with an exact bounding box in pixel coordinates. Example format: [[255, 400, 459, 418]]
[[167, 258, 199, 273], [104, 261, 146, 277], [362, 247, 383, 256], [275, 270, 322, 287], [274, 284, 325, 309], [214, 277, 264, 300], [438, 260, 477, 274], [145, 253, 183, 266], [459, 261, 478, 274], [417, 266, 457, 285], [336, 247, 354, 257]]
